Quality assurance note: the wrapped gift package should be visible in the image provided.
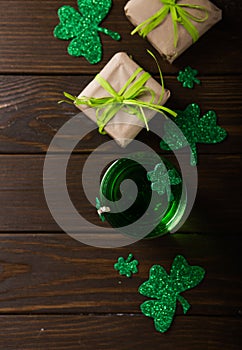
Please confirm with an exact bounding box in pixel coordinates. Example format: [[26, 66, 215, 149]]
[[125, 0, 222, 63], [76, 52, 170, 147]]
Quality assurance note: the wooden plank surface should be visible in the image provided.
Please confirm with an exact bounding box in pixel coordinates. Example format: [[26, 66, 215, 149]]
[[0, 233, 241, 315], [0, 0, 242, 348], [0, 315, 241, 350], [0, 154, 240, 233], [0, 75, 241, 153], [0, 0, 241, 74]]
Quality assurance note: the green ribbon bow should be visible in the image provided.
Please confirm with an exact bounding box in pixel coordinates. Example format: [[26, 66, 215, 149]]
[[62, 51, 177, 134], [131, 0, 208, 47]]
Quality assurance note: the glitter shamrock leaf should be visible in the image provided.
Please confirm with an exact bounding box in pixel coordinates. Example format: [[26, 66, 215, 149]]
[[147, 163, 181, 201], [177, 66, 200, 88], [114, 253, 139, 278], [139, 255, 205, 333], [54, 0, 121, 64], [160, 104, 227, 165]]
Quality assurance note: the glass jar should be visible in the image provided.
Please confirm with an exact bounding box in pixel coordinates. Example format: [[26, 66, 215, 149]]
[[99, 153, 187, 239]]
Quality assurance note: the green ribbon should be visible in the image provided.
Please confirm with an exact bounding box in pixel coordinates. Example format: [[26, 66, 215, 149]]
[[131, 0, 208, 47], [62, 51, 177, 134]]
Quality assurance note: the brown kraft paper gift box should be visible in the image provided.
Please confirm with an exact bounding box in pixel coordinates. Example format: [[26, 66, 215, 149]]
[[125, 0, 222, 63], [75, 52, 170, 147]]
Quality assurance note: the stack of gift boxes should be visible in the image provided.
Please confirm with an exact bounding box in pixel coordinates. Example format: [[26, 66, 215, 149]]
[[72, 0, 222, 145]]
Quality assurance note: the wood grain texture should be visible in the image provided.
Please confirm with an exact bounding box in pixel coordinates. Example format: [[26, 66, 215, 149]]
[[0, 315, 241, 350], [0, 233, 241, 315], [0, 0, 242, 348], [0, 154, 240, 233], [0, 75, 241, 153], [0, 0, 241, 74]]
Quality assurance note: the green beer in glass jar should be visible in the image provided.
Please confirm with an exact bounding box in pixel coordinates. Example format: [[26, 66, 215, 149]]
[[99, 152, 186, 239]]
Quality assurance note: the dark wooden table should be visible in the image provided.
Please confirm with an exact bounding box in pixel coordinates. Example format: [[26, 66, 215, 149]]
[[0, 0, 241, 349]]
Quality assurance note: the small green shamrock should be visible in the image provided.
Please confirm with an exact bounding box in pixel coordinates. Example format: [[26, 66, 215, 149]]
[[160, 104, 227, 165], [177, 66, 200, 88], [147, 163, 181, 200], [139, 255, 205, 333], [114, 253, 139, 278], [54, 0, 121, 64]]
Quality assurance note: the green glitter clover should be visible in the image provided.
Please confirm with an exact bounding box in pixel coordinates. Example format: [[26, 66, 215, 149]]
[[177, 66, 200, 88], [54, 0, 121, 64], [147, 163, 181, 201], [160, 104, 227, 166], [114, 253, 139, 278], [139, 255, 205, 333]]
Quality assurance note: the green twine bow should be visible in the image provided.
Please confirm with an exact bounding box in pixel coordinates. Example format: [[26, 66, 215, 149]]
[[62, 51, 177, 134], [131, 0, 208, 47]]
